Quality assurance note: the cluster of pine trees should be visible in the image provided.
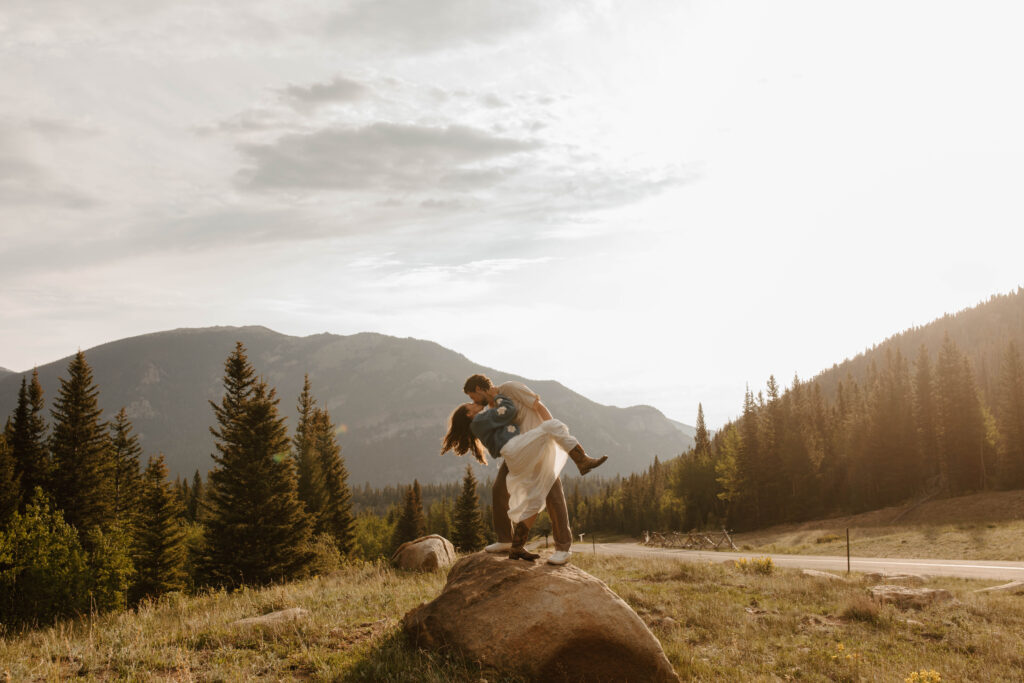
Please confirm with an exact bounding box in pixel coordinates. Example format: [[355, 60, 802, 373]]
[[567, 334, 1024, 535], [384, 465, 492, 555], [0, 343, 356, 627]]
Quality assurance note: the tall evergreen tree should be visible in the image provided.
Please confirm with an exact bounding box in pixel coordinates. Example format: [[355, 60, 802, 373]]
[[694, 403, 710, 456], [9, 370, 50, 503], [109, 408, 143, 528], [293, 375, 326, 520], [0, 429, 19, 524], [427, 496, 453, 539], [936, 334, 988, 494], [187, 470, 203, 522], [995, 341, 1024, 488], [49, 352, 113, 534], [131, 455, 187, 603], [451, 465, 486, 552], [201, 343, 313, 588], [310, 408, 355, 553], [390, 482, 427, 550], [913, 345, 941, 482]]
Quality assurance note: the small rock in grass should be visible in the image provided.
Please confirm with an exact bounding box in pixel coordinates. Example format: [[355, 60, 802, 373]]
[[863, 572, 926, 585], [802, 569, 847, 582], [232, 607, 309, 627], [973, 580, 1024, 594], [869, 585, 951, 609]]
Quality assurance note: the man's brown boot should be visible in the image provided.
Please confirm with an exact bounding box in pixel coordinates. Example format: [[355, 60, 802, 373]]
[[509, 522, 540, 561], [568, 445, 608, 476]]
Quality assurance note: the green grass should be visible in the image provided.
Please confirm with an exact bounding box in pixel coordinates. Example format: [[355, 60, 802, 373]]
[[2, 554, 1023, 681]]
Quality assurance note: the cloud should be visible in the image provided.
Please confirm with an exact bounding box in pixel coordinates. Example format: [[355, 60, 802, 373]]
[[323, 0, 554, 55], [237, 122, 541, 192], [282, 76, 370, 108], [0, 125, 96, 209]]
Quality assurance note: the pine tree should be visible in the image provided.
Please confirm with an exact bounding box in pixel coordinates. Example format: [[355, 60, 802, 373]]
[[0, 429, 19, 524], [913, 345, 941, 482], [936, 334, 988, 494], [187, 470, 203, 522], [49, 352, 113, 535], [201, 343, 313, 588], [451, 465, 486, 552], [293, 375, 326, 520], [310, 408, 355, 553], [390, 482, 427, 551], [131, 455, 187, 603], [9, 370, 50, 504], [995, 341, 1024, 487], [694, 403, 710, 457], [427, 496, 453, 539], [109, 408, 143, 528]]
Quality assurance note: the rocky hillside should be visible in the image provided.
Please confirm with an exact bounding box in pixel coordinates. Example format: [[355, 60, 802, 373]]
[[0, 327, 693, 485]]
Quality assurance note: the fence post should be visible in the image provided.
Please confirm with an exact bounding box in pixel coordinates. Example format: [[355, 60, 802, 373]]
[[846, 528, 850, 575]]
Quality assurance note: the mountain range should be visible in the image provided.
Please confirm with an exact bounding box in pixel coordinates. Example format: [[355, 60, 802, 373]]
[[0, 327, 693, 486]]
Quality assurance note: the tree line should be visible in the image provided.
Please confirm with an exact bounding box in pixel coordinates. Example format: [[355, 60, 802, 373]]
[[0, 343, 357, 627], [565, 334, 1024, 535]]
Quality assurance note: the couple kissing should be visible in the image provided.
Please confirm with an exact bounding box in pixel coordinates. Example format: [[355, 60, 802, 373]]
[[442, 374, 607, 565]]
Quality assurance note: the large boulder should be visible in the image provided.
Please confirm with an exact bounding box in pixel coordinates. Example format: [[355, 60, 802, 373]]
[[403, 552, 680, 682], [391, 535, 457, 571]]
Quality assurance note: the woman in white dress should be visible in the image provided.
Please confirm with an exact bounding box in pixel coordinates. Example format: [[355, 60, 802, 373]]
[[441, 394, 580, 560]]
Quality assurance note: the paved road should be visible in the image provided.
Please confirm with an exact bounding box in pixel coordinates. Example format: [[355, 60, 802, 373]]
[[588, 542, 1024, 582]]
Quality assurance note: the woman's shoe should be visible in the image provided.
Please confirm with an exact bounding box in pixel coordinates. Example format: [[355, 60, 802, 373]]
[[567, 445, 608, 476], [509, 522, 540, 561]]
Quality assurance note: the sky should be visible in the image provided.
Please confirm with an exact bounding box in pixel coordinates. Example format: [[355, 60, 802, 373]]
[[2, 0, 1023, 429]]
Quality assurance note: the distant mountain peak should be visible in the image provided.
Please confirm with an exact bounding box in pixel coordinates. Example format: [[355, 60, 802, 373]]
[[0, 326, 694, 485]]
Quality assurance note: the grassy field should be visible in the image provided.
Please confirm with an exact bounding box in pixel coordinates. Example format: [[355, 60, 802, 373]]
[[731, 489, 1024, 561], [2, 552, 1023, 681]]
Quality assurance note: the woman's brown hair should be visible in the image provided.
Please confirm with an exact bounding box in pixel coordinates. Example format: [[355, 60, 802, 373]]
[[441, 404, 487, 464]]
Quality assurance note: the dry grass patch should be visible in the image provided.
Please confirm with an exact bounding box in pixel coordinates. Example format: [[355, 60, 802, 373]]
[[1, 553, 1022, 681]]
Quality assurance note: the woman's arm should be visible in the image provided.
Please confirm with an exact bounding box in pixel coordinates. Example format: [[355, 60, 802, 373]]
[[490, 395, 519, 426]]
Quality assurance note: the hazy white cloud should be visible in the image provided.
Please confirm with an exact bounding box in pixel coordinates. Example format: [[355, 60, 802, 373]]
[[281, 77, 370, 108], [321, 0, 555, 55], [237, 122, 542, 192]]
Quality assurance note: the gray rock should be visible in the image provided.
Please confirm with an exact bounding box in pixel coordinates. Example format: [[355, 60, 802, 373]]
[[974, 580, 1024, 594], [232, 607, 309, 627], [392, 535, 457, 571], [863, 572, 926, 585], [403, 552, 680, 682], [869, 585, 952, 609], [802, 569, 847, 582]]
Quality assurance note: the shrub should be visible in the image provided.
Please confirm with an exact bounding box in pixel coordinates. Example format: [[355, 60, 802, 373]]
[[733, 556, 774, 575], [841, 594, 883, 625], [0, 488, 90, 626], [816, 533, 842, 544]]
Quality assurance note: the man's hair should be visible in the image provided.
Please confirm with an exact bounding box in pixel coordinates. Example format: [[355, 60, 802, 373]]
[[463, 374, 493, 394], [440, 404, 487, 464]]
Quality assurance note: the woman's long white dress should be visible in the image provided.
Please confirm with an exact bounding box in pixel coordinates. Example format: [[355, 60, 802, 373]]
[[500, 419, 575, 523]]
